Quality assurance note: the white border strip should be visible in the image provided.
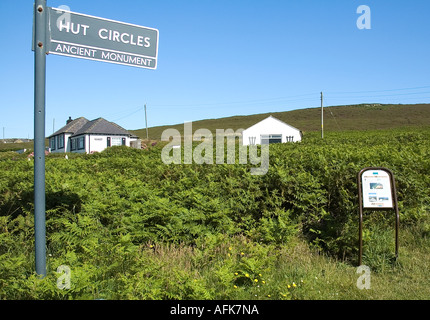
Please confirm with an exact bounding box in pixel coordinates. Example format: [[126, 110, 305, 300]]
[[50, 40, 156, 60], [49, 51, 157, 70], [51, 7, 159, 32]]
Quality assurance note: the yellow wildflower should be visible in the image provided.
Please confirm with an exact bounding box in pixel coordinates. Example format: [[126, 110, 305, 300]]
[[254, 279, 258, 283], [245, 273, 249, 278]]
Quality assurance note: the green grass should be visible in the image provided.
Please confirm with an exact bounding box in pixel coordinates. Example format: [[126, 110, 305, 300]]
[[133, 225, 430, 300], [75, 228, 429, 300], [131, 103, 430, 140], [2, 229, 427, 300], [1, 114, 429, 300]]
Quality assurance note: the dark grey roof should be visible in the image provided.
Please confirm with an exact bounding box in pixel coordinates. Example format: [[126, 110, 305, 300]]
[[71, 117, 131, 137], [49, 117, 132, 138], [49, 117, 89, 138]]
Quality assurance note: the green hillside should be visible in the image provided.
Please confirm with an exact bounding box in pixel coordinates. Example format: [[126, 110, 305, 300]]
[[1, 104, 429, 151], [1, 128, 430, 299], [131, 103, 430, 140], [1, 104, 430, 300]]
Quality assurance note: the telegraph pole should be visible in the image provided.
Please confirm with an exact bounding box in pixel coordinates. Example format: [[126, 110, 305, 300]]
[[321, 92, 324, 139], [34, 0, 47, 277], [144, 104, 149, 140]]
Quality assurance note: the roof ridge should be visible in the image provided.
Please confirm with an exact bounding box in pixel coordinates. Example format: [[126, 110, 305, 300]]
[[48, 117, 89, 138], [86, 117, 103, 132], [109, 119, 127, 131]]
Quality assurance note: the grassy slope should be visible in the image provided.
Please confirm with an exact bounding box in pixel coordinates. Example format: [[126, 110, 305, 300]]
[[2, 103, 429, 150], [130, 104, 430, 300], [1, 104, 429, 300], [131, 103, 430, 140], [149, 229, 430, 300]]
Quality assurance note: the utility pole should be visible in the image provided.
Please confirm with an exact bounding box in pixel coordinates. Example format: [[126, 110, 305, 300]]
[[144, 104, 149, 140], [321, 92, 324, 139]]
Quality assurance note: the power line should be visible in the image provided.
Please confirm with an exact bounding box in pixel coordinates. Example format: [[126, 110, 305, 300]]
[[141, 85, 430, 113], [325, 95, 430, 102], [112, 107, 143, 122], [151, 93, 318, 109], [327, 91, 430, 100], [326, 85, 430, 95]]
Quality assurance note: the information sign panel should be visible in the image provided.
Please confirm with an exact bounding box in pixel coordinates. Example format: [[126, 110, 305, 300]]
[[361, 169, 394, 208]]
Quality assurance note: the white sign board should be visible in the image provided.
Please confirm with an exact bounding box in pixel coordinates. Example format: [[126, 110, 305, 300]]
[[361, 169, 394, 208]]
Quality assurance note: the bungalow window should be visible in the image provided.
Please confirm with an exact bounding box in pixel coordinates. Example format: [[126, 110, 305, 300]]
[[57, 134, 64, 149], [50, 137, 56, 150], [70, 138, 76, 151], [261, 134, 282, 145], [78, 137, 85, 150], [111, 137, 122, 146]]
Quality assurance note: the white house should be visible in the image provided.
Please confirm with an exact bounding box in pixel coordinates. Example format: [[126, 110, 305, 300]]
[[242, 116, 302, 146], [49, 117, 139, 154]]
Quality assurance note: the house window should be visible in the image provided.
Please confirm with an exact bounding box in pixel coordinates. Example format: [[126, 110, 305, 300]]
[[78, 137, 85, 150], [57, 134, 64, 149], [261, 134, 282, 145], [249, 137, 256, 145], [70, 138, 76, 151], [107, 137, 111, 147], [50, 137, 56, 150], [111, 137, 122, 146]]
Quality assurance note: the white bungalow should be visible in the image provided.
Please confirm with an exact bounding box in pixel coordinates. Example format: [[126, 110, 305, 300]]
[[242, 116, 302, 146], [49, 117, 139, 154]]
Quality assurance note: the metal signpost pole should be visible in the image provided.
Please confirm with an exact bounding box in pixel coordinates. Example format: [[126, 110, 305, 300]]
[[31, 1, 158, 276], [34, 0, 47, 277]]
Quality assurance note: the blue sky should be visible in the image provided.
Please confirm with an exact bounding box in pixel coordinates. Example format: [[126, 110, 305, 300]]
[[1, 0, 430, 139]]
